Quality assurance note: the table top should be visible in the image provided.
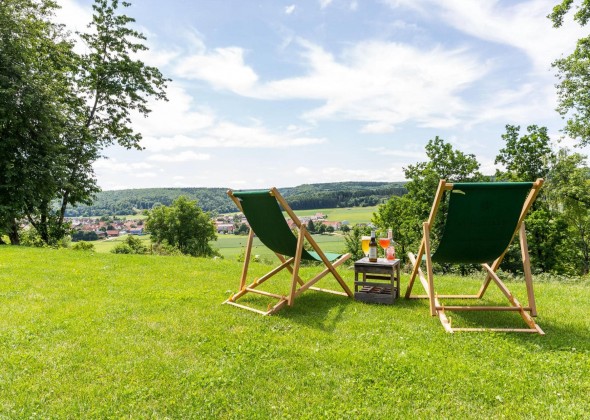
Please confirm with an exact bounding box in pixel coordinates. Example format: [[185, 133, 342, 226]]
[[354, 257, 400, 267]]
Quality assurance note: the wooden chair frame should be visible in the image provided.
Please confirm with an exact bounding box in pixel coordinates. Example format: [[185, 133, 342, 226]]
[[406, 179, 545, 334], [224, 187, 352, 315]]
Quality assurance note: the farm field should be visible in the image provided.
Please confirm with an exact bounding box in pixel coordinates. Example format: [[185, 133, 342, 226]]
[[279, 205, 377, 225], [86, 205, 373, 257], [88, 233, 347, 260], [0, 246, 588, 418]]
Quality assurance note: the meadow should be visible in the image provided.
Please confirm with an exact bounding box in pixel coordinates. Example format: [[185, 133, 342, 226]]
[[87, 205, 378, 258], [0, 246, 588, 418]]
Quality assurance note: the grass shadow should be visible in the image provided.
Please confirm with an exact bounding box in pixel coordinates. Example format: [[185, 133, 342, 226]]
[[276, 291, 355, 333]]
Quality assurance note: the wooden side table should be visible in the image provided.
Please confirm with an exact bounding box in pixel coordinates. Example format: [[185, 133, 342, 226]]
[[353, 258, 401, 304]]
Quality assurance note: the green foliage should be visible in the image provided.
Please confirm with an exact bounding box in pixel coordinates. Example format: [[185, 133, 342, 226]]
[[344, 224, 371, 261], [549, 0, 590, 146], [374, 137, 483, 264], [66, 182, 407, 217], [111, 234, 148, 255], [1, 246, 589, 417], [234, 223, 250, 235], [0, 0, 168, 246], [306, 219, 316, 233], [19, 228, 47, 248], [72, 241, 95, 251], [150, 240, 182, 256], [495, 125, 554, 181], [71, 230, 99, 242], [546, 150, 590, 274], [146, 196, 218, 257]]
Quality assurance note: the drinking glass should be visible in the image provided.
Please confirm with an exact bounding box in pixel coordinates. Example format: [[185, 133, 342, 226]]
[[379, 237, 389, 259], [361, 236, 370, 257]]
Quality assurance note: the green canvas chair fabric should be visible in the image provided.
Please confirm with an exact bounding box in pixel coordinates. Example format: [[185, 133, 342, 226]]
[[432, 182, 534, 264], [232, 190, 343, 262], [406, 179, 544, 334], [224, 188, 352, 315]]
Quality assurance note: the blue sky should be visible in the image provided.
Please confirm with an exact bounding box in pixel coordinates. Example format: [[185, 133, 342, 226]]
[[56, 0, 588, 190]]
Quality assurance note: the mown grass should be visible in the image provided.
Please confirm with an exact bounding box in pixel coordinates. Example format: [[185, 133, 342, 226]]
[[0, 246, 588, 418]]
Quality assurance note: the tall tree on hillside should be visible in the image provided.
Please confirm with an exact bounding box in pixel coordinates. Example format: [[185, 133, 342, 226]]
[[0, 0, 169, 245], [549, 0, 590, 146], [0, 0, 77, 244]]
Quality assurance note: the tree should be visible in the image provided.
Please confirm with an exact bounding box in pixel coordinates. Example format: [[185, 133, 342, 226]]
[[146, 196, 218, 257], [494, 125, 566, 273], [495, 125, 554, 181], [0, 0, 168, 245], [374, 137, 483, 265], [0, 0, 76, 244], [546, 149, 590, 274], [549, 0, 590, 146]]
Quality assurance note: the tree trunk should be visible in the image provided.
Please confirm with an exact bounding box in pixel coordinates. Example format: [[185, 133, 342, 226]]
[[8, 219, 20, 245]]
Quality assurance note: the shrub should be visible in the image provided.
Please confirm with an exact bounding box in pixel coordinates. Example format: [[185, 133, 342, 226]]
[[110, 236, 148, 255], [150, 240, 183, 256], [111, 243, 133, 254], [72, 241, 95, 251]]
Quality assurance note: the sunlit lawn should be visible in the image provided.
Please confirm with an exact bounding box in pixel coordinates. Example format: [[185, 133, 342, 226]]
[[1, 246, 588, 418]]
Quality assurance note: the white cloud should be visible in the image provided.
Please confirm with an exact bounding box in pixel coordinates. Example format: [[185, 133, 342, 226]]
[[295, 167, 312, 175], [173, 46, 258, 94], [285, 4, 296, 14], [133, 83, 216, 138], [141, 121, 325, 150], [147, 151, 211, 162], [256, 39, 484, 131], [195, 121, 326, 148], [134, 172, 158, 178], [350, 1, 359, 11], [54, 0, 92, 33], [93, 159, 154, 173], [367, 147, 426, 159], [319, 166, 406, 182], [384, 0, 585, 72], [320, 0, 333, 9]]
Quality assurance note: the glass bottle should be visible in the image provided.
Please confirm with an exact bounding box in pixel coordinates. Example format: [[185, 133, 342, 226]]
[[386, 229, 396, 260], [368, 230, 378, 262]]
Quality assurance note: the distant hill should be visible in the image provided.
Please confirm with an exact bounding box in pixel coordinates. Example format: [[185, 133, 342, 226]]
[[65, 182, 407, 217]]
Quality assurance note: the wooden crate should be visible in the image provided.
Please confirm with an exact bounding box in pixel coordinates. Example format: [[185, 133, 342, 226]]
[[354, 258, 400, 305]]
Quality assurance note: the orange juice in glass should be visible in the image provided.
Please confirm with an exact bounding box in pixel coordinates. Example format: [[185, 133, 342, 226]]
[[361, 236, 370, 257]]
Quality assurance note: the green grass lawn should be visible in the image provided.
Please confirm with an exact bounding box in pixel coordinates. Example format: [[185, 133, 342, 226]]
[[1, 246, 589, 418]]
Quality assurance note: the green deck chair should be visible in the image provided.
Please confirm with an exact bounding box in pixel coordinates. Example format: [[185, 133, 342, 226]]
[[224, 188, 352, 315], [406, 179, 544, 334]]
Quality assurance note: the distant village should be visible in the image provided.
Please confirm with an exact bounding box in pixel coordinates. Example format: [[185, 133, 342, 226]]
[[64, 211, 349, 241], [213, 212, 346, 235]]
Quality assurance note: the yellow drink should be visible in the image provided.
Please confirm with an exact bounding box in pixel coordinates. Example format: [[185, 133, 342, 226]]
[[361, 236, 370, 256]]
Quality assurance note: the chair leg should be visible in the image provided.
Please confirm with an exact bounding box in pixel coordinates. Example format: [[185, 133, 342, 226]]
[[519, 222, 537, 317], [423, 222, 436, 316], [239, 228, 255, 290], [288, 226, 306, 307]]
